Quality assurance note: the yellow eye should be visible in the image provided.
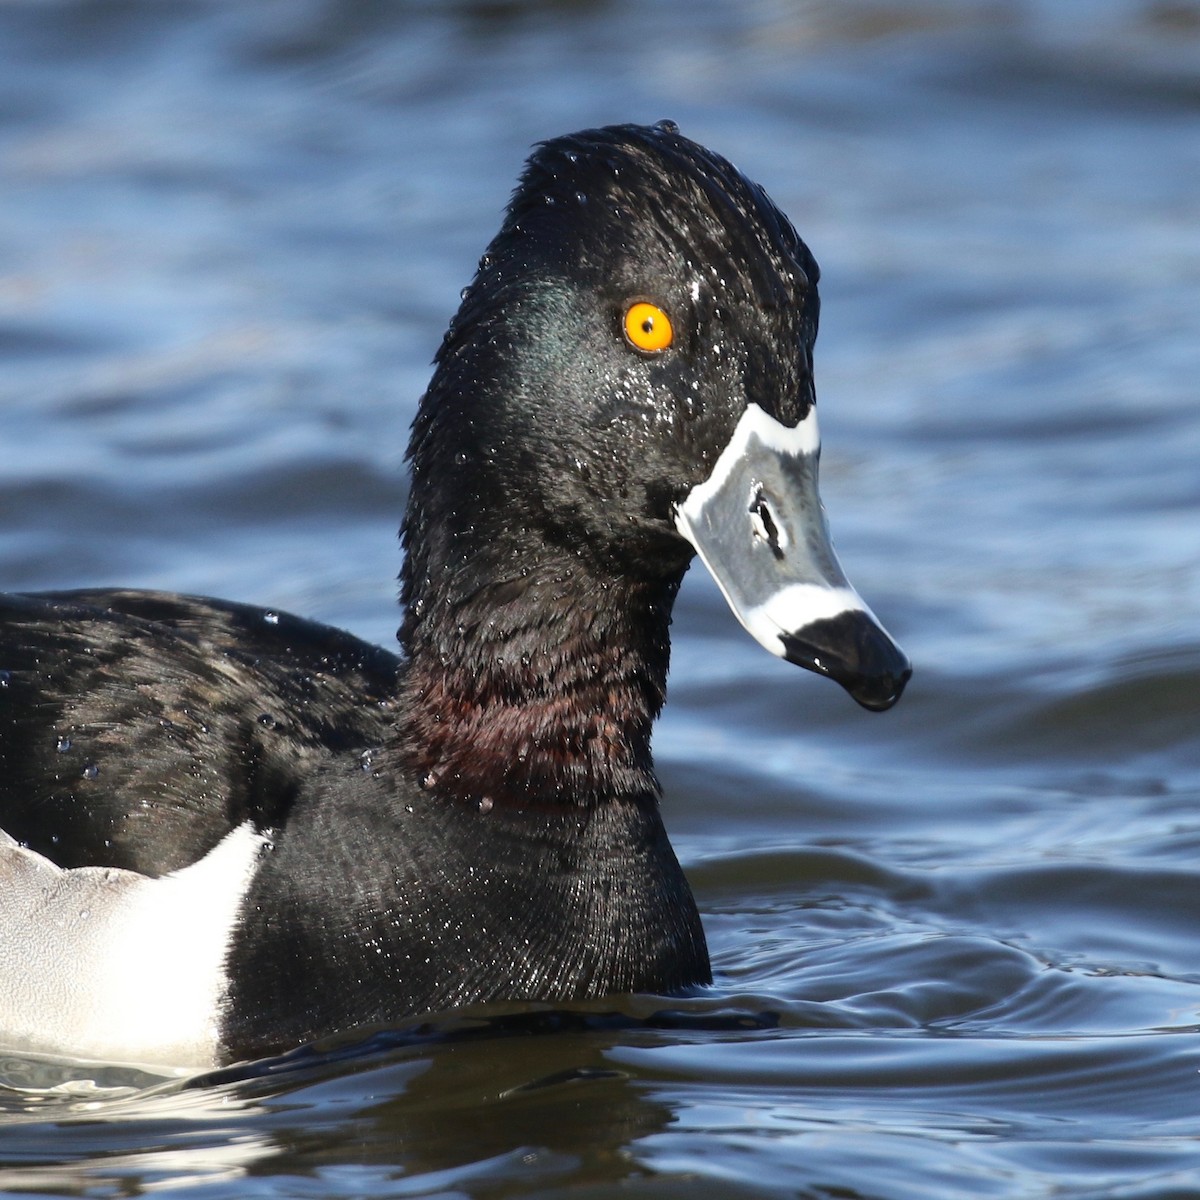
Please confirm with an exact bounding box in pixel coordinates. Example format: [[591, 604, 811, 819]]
[[623, 301, 674, 353]]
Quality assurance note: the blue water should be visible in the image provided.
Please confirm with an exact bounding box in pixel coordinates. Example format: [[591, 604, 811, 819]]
[[2, 1, 1199, 1196]]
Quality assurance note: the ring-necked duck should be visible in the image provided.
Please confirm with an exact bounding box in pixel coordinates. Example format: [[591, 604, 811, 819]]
[[0, 121, 910, 1069]]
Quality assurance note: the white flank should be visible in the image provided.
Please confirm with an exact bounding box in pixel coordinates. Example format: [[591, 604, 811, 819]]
[[0, 822, 267, 1069]]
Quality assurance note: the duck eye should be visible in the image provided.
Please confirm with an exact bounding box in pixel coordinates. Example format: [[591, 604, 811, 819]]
[[623, 302, 674, 353]]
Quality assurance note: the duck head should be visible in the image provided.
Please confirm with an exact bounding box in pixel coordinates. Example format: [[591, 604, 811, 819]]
[[403, 121, 910, 713]]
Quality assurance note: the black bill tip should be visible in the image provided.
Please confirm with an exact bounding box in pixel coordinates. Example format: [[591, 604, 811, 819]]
[[780, 610, 912, 712]]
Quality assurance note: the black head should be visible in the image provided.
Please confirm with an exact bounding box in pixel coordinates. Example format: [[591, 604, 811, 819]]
[[402, 121, 821, 613]]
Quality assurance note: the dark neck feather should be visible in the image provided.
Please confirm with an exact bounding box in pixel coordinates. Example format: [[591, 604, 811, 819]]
[[395, 555, 680, 809]]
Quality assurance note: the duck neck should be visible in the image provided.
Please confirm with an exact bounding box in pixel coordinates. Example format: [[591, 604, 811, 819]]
[[395, 547, 682, 810]]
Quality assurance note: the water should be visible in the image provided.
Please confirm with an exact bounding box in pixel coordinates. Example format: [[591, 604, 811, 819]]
[[1, 0, 1199, 1195]]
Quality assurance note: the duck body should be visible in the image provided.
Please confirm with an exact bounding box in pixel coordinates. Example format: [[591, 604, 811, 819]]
[[0, 122, 909, 1068], [0, 588, 704, 1065]]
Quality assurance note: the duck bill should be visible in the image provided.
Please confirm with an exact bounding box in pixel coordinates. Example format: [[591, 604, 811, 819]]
[[675, 404, 911, 712]]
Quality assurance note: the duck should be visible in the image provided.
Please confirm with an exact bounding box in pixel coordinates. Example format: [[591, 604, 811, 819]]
[[0, 121, 910, 1070]]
